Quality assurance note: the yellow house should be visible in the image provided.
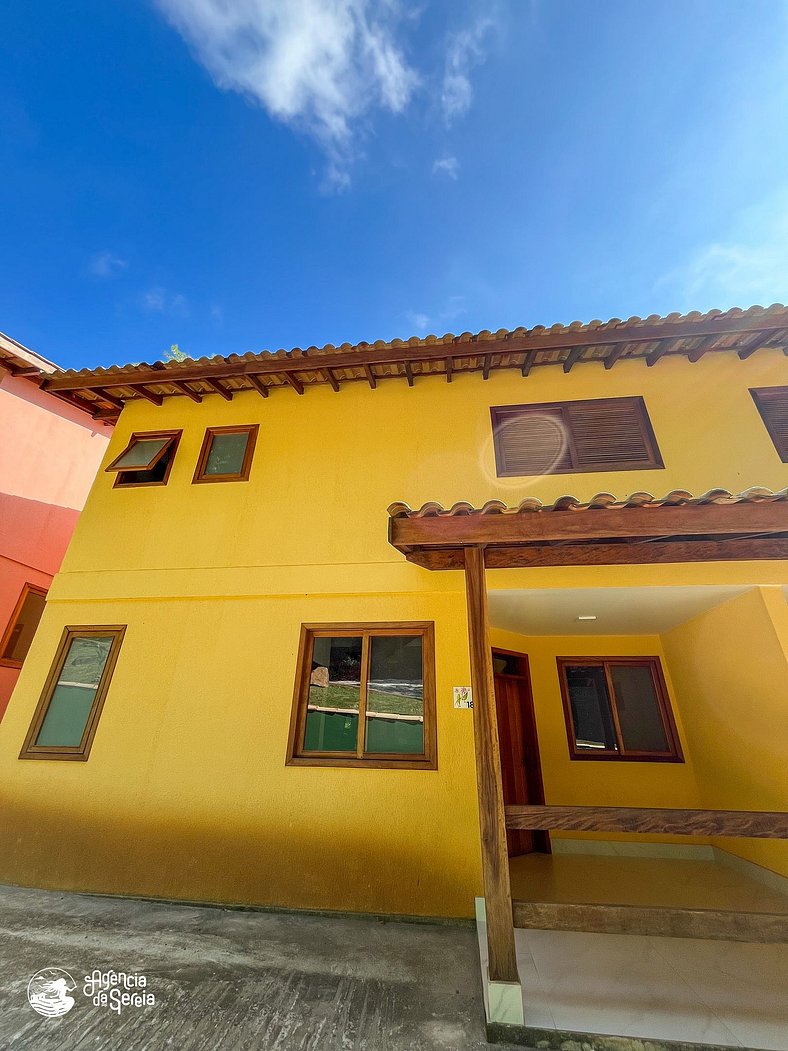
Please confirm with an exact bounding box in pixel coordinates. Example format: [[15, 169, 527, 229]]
[[1, 305, 786, 1044]]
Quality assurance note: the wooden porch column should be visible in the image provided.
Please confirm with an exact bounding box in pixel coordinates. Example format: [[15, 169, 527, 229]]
[[464, 545, 520, 985]]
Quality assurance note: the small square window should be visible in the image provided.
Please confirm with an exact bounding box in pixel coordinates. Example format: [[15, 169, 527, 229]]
[[105, 431, 181, 487], [192, 425, 258, 483], [0, 584, 47, 667], [19, 626, 125, 761]]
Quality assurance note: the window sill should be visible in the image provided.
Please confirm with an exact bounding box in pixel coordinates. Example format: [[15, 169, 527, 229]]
[[286, 755, 437, 771]]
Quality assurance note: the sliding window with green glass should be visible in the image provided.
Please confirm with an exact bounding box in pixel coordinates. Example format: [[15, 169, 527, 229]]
[[19, 626, 126, 761], [287, 623, 437, 770]]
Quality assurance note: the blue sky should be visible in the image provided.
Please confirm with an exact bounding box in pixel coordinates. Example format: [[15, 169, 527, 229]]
[[1, 1, 787, 370]]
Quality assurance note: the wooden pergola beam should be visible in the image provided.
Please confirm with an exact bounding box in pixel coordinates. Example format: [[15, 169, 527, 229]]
[[464, 546, 519, 986], [505, 804, 788, 838], [403, 536, 788, 570], [390, 501, 786, 551], [40, 314, 788, 394]]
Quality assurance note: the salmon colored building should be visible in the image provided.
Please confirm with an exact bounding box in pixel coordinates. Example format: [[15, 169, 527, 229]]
[[0, 331, 111, 720], [0, 306, 786, 1047]]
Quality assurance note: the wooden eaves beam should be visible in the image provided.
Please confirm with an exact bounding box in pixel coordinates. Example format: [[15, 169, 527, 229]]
[[40, 314, 788, 394]]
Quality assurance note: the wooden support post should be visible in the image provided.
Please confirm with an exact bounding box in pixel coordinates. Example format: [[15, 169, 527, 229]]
[[464, 545, 520, 987]]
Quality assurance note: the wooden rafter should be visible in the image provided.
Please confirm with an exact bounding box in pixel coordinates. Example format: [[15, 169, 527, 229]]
[[173, 380, 202, 403], [247, 374, 269, 398], [562, 346, 587, 373], [445, 357, 453, 383], [283, 372, 304, 395], [482, 355, 492, 380], [94, 387, 125, 411], [404, 361, 414, 387], [206, 377, 233, 401], [130, 385, 163, 405], [521, 350, 537, 377], [364, 364, 377, 389], [324, 368, 340, 392]]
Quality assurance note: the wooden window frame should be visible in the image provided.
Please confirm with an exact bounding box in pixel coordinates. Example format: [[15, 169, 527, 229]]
[[557, 656, 683, 763], [490, 396, 664, 477], [192, 424, 259, 484], [286, 622, 437, 771], [19, 625, 126, 761], [106, 430, 182, 488], [750, 387, 788, 462], [0, 583, 47, 669]]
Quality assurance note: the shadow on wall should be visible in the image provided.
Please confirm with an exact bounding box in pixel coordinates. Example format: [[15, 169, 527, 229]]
[[0, 793, 480, 920], [0, 493, 80, 575]]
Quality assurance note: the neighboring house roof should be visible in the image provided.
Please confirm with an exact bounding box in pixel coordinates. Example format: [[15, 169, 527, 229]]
[[0, 331, 59, 377], [40, 303, 788, 421]]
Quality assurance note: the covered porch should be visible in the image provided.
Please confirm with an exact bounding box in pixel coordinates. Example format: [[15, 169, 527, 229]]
[[388, 488, 788, 1048]]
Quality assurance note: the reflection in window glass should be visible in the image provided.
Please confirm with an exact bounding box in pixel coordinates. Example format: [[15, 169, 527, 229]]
[[565, 665, 617, 751], [35, 636, 113, 747], [610, 664, 668, 753], [2, 588, 46, 663], [205, 432, 249, 475], [303, 636, 362, 752], [365, 635, 424, 754], [113, 438, 170, 470]]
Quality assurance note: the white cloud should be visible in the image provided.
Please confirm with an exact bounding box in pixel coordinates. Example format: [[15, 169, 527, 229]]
[[90, 251, 127, 278], [441, 18, 493, 124], [406, 295, 467, 334], [141, 287, 189, 317], [656, 191, 788, 310], [156, 0, 418, 186], [432, 155, 459, 180], [407, 311, 431, 331]]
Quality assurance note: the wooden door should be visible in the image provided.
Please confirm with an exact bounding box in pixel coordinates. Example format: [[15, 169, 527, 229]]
[[492, 649, 549, 857]]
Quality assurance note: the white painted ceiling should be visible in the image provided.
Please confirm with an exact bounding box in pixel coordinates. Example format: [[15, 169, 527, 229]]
[[487, 585, 755, 636]]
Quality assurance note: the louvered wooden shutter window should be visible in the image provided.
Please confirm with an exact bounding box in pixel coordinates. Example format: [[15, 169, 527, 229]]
[[491, 397, 663, 477], [750, 387, 788, 462]]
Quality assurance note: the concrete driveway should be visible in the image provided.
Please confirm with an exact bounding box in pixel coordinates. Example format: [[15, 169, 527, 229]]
[[0, 882, 496, 1050]]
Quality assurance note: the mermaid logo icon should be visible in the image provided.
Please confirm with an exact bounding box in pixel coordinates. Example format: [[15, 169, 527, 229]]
[[27, 968, 77, 1017]]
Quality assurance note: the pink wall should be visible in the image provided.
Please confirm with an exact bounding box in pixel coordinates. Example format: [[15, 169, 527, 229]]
[[0, 370, 111, 717]]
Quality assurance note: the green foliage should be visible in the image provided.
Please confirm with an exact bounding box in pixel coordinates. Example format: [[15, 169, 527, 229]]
[[162, 343, 188, 362]]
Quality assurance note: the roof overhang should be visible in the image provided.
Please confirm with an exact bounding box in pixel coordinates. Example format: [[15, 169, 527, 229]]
[[0, 331, 58, 379], [387, 489, 788, 570], [37, 305, 788, 421]]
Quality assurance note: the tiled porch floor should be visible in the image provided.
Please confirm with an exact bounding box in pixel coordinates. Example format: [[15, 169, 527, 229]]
[[477, 853, 788, 1049]]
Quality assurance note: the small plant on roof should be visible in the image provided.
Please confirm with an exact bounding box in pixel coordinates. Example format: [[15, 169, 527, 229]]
[[162, 343, 188, 363]]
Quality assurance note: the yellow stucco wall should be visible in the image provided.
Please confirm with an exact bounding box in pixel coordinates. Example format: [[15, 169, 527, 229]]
[[662, 587, 788, 877], [0, 350, 785, 915]]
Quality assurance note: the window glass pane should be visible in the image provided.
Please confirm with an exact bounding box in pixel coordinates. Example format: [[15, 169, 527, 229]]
[[303, 636, 361, 752], [35, 636, 112, 747], [365, 635, 424, 755], [205, 432, 249, 475], [113, 438, 170, 470], [610, 664, 669, 753], [565, 665, 617, 751], [2, 590, 46, 662]]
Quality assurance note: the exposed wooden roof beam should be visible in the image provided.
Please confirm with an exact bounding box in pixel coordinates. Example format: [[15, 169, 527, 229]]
[[562, 346, 586, 373], [49, 387, 106, 418], [324, 368, 340, 392], [41, 315, 788, 394], [131, 385, 164, 405], [364, 364, 377, 389], [206, 377, 233, 401], [688, 334, 721, 363], [283, 372, 304, 395], [521, 351, 537, 377], [173, 380, 202, 403], [482, 355, 492, 380], [445, 357, 453, 383], [94, 387, 125, 410], [404, 361, 414, 387], [603, 344, 629, 370], [737, 332, 772, 360], [247, 374, 269, 398]]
